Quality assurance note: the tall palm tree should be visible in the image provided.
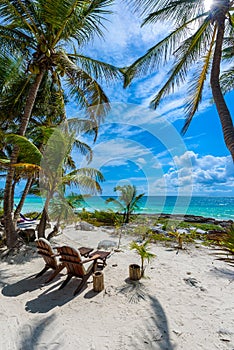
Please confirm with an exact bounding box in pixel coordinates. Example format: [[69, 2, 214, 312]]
[[106, 185, 145, 223], [0, 0, 120, 247], [124, 0, 234, 160]]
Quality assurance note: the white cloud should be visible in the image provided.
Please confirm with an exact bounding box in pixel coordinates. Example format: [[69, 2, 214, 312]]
[[151, 151, 233, 195]]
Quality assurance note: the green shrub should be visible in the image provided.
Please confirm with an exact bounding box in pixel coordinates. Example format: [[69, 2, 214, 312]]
[[77, 209, 122, 226]]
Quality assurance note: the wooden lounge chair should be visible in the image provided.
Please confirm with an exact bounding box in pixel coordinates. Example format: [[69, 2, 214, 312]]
[[56, 246, 100, 295], [35, 238, 65, 283]]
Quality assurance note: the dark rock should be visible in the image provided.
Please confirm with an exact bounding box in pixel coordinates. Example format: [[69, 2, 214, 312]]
[[98, 240, 117, 250], [75, 221, 95, 231]]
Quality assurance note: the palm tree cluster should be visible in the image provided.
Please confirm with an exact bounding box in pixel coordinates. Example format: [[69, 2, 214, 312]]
[[0, 0, 120, 248], [0, 0, 233, 249]]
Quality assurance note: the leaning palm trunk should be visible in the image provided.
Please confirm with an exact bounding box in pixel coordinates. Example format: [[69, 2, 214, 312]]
[[4, 70, 45, 248], [210, 15, 234, 161]]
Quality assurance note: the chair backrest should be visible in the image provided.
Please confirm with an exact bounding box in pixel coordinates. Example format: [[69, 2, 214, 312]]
[[36, 238, 58, 270], [56, 246, 87, 277]]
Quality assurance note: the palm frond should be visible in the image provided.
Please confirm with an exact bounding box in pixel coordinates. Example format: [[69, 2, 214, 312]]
[[57, 51, 111, 123], [106, 197, 125, 211], [73, 139, 93, 163], [6, 134, 42, 165], [183, 27, 217, 133], [220, 68, 234, 93], [124, 13, 207, 87], [150, 18, 212, 109], [68, 53, 121, 83], [142, 0, 208, 26]]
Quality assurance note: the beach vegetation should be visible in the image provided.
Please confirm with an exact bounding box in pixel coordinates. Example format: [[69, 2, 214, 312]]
[[124, 0, 234, 160], [0, 0, 120, 248], [213, 224, 234, 266], [154, 218, 223, 232], [77, 209, 122, 226], [130, 240, 156, 277], [106, 185, 145, 224]]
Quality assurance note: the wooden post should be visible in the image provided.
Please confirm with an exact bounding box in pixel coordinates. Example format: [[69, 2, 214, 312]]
[[129, 264, 141, 281], [93, 271, 104, 292]]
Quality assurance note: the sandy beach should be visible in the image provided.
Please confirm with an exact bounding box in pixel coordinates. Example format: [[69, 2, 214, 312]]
[[0, 223, 233, 350]]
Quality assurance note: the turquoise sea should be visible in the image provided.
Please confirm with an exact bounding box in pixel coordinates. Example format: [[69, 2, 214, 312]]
[[14, 196, 234, 221]]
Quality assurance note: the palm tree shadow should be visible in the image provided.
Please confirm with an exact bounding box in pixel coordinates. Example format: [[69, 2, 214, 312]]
[[18, 314, 64, 350], [117, 280, 174, 349], [147, 295, 174, 350]]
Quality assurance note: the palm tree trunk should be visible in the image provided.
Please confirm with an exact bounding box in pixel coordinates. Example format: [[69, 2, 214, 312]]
[[13, 178, 33, 227], [210, 16, 234, 161], [3, 165, 17, 248], [37, 196, 50, 238], [4, 70, 45, 248]]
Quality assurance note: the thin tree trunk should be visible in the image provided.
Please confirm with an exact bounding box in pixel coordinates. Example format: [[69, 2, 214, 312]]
[[210, 15, 234, 161], [3, 165, 17, 247], [37, 196, 50, 238], [3, 70, 45, 248], [13, 178, 33, 227], [11, 179, 17, 213]]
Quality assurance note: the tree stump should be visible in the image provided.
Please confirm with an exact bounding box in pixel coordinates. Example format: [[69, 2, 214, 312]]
[[129, 264, 141, 281], [93, 271, 104, 292]]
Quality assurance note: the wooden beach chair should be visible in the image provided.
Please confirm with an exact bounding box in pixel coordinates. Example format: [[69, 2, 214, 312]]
[[56, 246, 100, 295], [35, 238, 66, 283], [89, 250, 111, 268]]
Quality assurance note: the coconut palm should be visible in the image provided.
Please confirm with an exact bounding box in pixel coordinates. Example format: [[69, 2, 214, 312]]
[[0, 0, 120, 247], [124, 0, 234, 160], [106, 185, 145, 223]]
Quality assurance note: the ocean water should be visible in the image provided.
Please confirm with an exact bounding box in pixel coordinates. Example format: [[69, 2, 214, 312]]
[[14, 196, 234, 221]]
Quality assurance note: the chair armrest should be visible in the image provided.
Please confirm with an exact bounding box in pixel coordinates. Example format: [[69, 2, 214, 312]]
[[81, 254, 100, 264]]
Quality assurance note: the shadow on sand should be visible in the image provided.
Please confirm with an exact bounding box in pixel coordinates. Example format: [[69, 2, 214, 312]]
[[117, 279, 174, 349], [1, 271, 64, 297], [25, 278, 95, 313], [18, 314, 65, 350]]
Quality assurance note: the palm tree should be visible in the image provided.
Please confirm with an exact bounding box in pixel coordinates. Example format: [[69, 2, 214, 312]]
[[37, 124, 104, 237], [124, 0, 234, 160], [0, 0, 120, 247], [106, 185, 145, 223], [130, 240, 156, 277]]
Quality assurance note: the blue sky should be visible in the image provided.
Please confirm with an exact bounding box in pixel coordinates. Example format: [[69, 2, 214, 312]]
[[67, 1, 234, 197], [1, 0, 233, 198]]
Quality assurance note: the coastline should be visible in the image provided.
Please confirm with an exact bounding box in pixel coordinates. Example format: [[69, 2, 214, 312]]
[[14, 195, 234, 221]]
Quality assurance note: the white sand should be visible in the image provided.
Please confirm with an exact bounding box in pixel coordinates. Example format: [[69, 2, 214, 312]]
[[0, 225, 233, 350]]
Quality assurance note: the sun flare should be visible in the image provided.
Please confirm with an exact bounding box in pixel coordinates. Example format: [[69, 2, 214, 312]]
[[204, 0, 213, 11]]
